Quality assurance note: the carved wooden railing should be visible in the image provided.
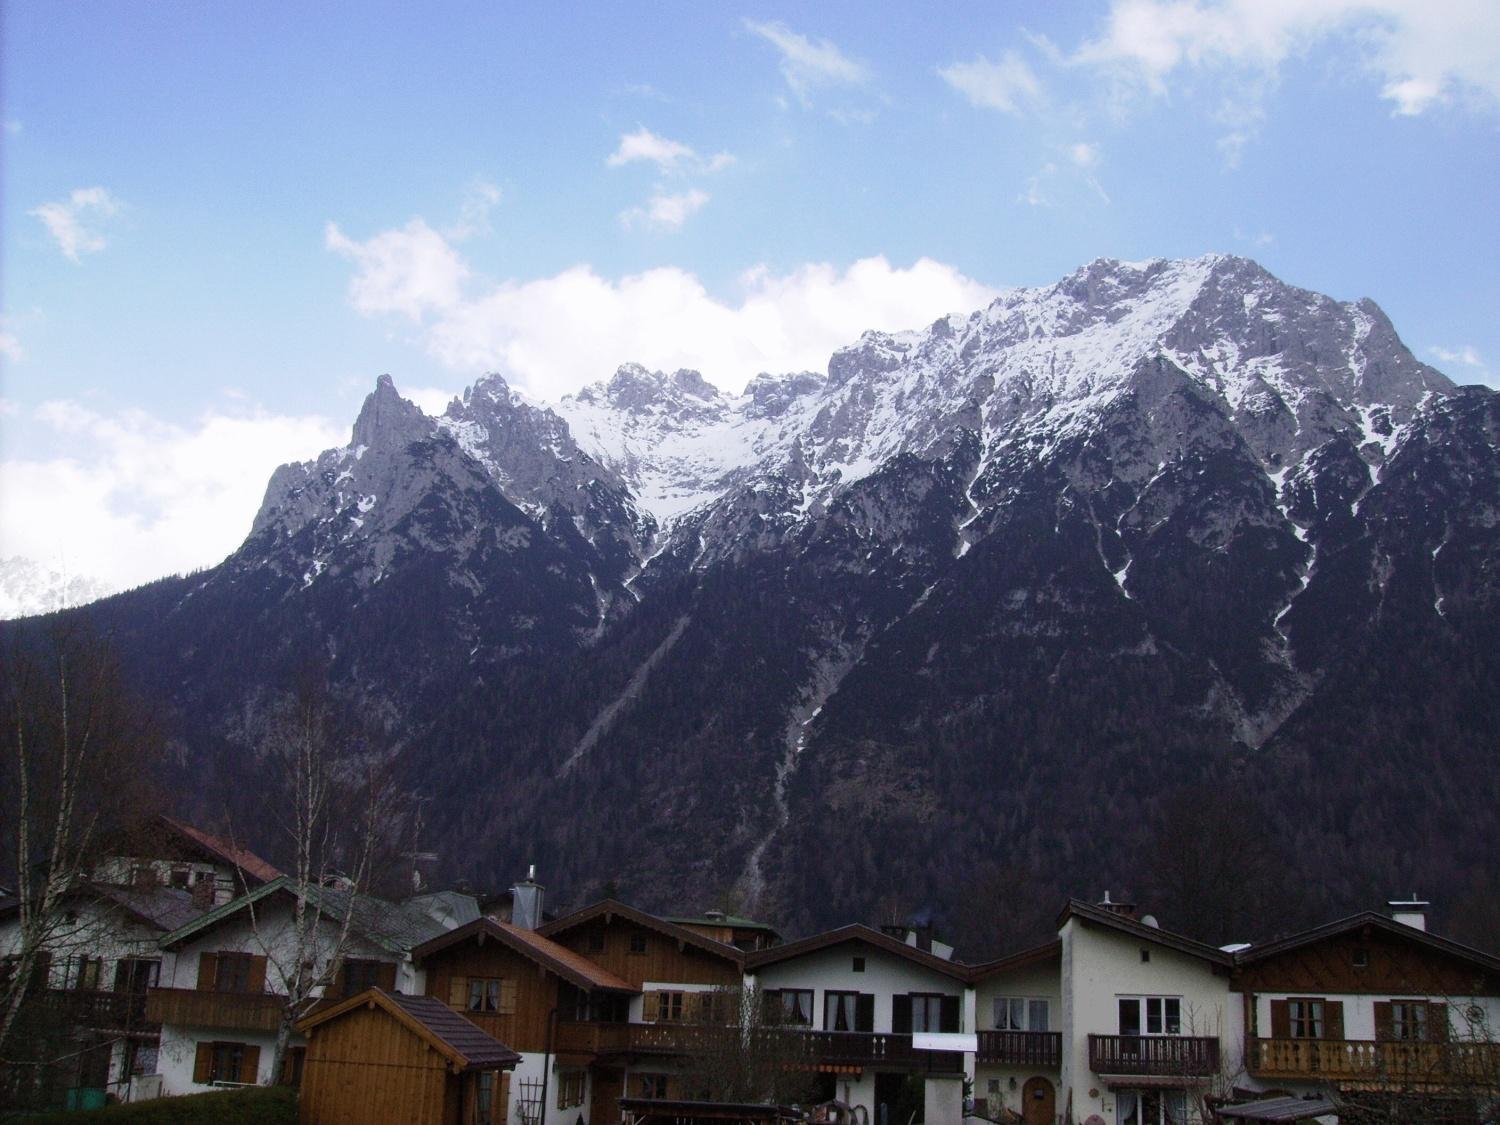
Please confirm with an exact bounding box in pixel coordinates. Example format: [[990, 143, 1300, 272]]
[[978, 1029, 1062, 1067], [1249, 1038, 1500, 1082], [1088, 1033, 1220, 1076]]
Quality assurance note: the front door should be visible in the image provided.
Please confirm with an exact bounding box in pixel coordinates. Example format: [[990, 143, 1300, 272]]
[[1021, 1077, 1055, 1125], [590, 1066, 623, 1125]]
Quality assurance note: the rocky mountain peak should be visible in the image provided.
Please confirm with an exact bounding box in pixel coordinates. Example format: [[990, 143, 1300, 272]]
[[351, 373, 431, 452]]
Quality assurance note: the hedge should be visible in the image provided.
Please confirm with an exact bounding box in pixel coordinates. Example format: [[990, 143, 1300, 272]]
[[16, 1086, 297, 1125]]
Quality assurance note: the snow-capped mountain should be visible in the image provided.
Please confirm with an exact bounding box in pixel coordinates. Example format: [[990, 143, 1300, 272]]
[[21, 255, 1499, 948], [0, 556, 114, 620]]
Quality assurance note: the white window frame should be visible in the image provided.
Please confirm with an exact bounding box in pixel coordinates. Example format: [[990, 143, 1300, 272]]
[[992, 996, 1050, 1031], [1117, 995, 1182, 1036]]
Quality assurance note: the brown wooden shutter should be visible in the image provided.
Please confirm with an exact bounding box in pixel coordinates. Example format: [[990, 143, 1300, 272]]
[[193, 1042, 212, 1084], [247, 955, 267, 994], [1428, 1002, 1449, 1042], [892, 994, 912, 1034], [377, 962, 397, 991], [642, 989, 660, 1022], [450, 974, 468, 1008], [856, 993, 875, 1033], [197, 953, 219, 991], [239, 1043, 261, 1085], [330, 963, 346, 999], [1374, 1001, 1393, 1041], [499, 978, 517, 1014], [1324, 1000, 1344, 1041], [683, 991, 702, 1023], [1270, 999, 1290, 1039], [497, 1070, 511, 1125]]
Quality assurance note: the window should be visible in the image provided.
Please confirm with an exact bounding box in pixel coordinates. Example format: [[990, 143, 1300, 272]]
[[1289, 998, 1324, 1039], [911, 993, 946, 1033], [170, 866, 191, 889], [466, 978, 517, 1015], [215, 953, 254, 994], [210, 1041, 247, 1084], [636, 1074, 669, 1098], [114, 958, 160, 995], [557, 1069, 586, 1108], [1353, 948, 1369, 968], [1390, 1001, 1428, 1041], [765, 988, 813, 1026], [825, 991, 858, 1032], [72, 956, 103, 991], [852, 956, 866, 972], [587, 932, 605, 953], [993, 996, 1050, 1031], [654, 991, 685, 1022], [1118, 997, 1181, 1036], [341, 959, 385, 998], [1140, 949, 1151, 963], [1116, 1090, 1186, 1125], [629, 933, 648, 954]]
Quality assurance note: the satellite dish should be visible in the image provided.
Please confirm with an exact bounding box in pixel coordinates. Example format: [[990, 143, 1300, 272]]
[[1141, 914, 1160, 929]]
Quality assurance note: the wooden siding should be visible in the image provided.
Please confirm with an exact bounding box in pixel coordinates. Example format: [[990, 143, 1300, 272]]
[[146, 986, 285, 1033], [1234, 929, 1500, 995], [422, 940, 560, 1053], [551, 919, 739, 989], [300, 1001, 453, 1125]]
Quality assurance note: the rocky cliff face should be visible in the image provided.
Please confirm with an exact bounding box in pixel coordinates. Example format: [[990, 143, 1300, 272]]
[[37, 255, 1500, 949]]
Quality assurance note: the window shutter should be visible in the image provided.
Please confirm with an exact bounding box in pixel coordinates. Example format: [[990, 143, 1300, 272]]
[[683, 991, 702, 1023], [1270, 1000, 1290, 1039], [892, 994, 912, 1034], [239, 1044, 261, 1085], [1373, 1001, 1393, 1041], [940, 995, 960, 1033], [377, 962, 397, 991], [1428, 1002, 1449, 1042], [450, 975, 468, 1008], [197, 953, 219, 991], [1324, 1000, 1344, 1041], [330, 964, 346, 999], [247, 955, 268, 994], [499, 979, 517, 1014], [193, 1042, 212, 1084], [497, 1071, 511, 1125], [642, 990, 661, 1022], [856, 993, 875, 1033]]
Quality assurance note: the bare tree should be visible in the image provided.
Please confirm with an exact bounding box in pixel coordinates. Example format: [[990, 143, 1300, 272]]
[[239, 675, 406, 1083], [675, 985, 821, 1105], [0, 624, 156, 1059]]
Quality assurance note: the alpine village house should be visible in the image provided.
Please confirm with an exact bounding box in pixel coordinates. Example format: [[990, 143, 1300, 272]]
[[3, 824, 1498, 1125]]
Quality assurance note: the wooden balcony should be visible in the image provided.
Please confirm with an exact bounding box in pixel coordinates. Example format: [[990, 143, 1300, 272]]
[[556, 1020, 698, 1056], [1088, 1034, 1220, 1077], [145, 987, 286, 1033], [42, 989, 156, 1034], [1249, 1038, 1500, 1083], [978, 1029, 1062, 1067], [555, 1023, 962, 1072], [799, 1030, 965, 1073]]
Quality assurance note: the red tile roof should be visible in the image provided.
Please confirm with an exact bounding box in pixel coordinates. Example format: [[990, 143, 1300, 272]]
[[413, 918, 638, 994], [160, 815, 281, 884]]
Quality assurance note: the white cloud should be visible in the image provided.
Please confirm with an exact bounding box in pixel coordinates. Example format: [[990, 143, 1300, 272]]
[[744, 19, 870, 103], [29, 186, 122, 261], [621, 189, 711, 232], [445, 180, 503, 241], [939, 51, 1045, 114], [325, 219, 470, 320], [0, 402, 345, 591], [606, 127, 735, 175], [1069, 141, 1102, 168], [1074, 1, 1500, 117], [0, 320, 22, 363], [1428, 344, 1485, 369]]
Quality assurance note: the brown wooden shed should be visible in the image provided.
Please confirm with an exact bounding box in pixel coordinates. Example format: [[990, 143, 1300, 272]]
[[297, 987, 520, 1125]]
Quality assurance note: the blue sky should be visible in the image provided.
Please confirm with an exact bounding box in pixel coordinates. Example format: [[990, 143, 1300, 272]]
[[3, 0, 1498, 591]]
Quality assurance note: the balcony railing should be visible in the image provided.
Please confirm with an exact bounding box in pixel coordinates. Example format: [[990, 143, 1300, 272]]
[[554, 1022, 963, 1071], [556, 1021, 697, 1055], [145, 987, 286, 1033], [1088, 1034, 1220, 1077], [978, 1030, 1062, 1067], [1249, 1038, 1500, 1083], [42, 989, 155, 1032]]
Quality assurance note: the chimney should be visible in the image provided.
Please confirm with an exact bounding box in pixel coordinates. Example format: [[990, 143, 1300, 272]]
[[511, 865, 544, 931], [191, 876, 216, 911], [1388, 894, 1429, 932], [1098, 891, 1138, 918]]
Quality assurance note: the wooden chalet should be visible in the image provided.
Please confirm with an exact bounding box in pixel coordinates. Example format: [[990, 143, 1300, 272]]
[[297, 987, 520, 1125]]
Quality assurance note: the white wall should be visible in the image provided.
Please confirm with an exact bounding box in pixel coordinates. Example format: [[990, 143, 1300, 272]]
[[749, 943, 968, 1033], [1060, 918, 1234, 1125], [157, 1023, 280, 1095], [973, 959, 1064, 1119]]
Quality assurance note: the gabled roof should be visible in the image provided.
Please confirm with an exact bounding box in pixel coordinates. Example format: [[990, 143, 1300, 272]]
[[159, 816, 281, 885], [158, 875, 446, 954], [538, 900, 746, 967], [745, 923, 970, 981], [1058, 900, 1234, 967], [413, 918, 637, 994], [92, 883, 203, 933], [296, 987, 520, 1072], [662, 913, 782, 936], [967, 939, 1062, 982], [1233, 911, 1500, 974]]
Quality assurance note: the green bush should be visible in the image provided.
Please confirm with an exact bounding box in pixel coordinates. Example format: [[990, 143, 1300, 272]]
[[16, 1086, 297, 1125]]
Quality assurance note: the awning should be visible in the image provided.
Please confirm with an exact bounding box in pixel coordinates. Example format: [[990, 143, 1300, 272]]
[[1216, 1095, 1336, 1121]]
